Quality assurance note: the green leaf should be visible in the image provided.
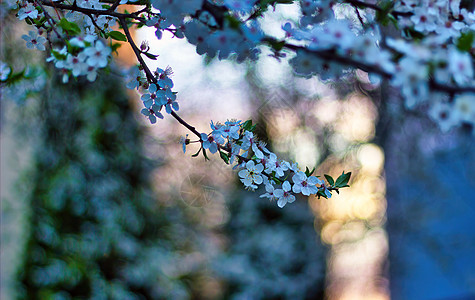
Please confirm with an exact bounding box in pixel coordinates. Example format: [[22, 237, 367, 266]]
[[324, 174, 334, 186], [335, 171, 351, 188], [456, 32, 474, 52], [110, 42, 122, 54], [317, 190, 328, 199], [144, 52, 159, 60], [272, 176, 283, 184], [270, 40, 286, 52], [242, 120, 253, 132], [387, 14, 399, 29], [375, 0, 394, 25], [58, 18, 81, 35], [224, 14, 241, 29], [219, 151, 229, 164], [33, 16, 47, 27], [51, 48, 67, 61], [108, 30, 127, 42], [305, 166, 315, 177]]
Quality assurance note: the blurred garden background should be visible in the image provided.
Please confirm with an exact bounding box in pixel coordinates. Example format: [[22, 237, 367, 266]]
[[1, 4, 475, 300]]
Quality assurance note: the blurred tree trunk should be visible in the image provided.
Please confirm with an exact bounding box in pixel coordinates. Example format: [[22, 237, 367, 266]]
[[378, 83, 475, 299]]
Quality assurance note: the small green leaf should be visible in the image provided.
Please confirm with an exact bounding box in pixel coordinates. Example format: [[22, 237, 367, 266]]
[[33, 16, 47, 27], [324, 174, 334, 186], [108, 30, 127, 42], [58, 18, 81, 35], [225, 14, 241, 29], [305, 166, 315, 177], [110, 42, 122, 54], [144, 52, 159, 60], [270, 40, 285, 52], [51, 48, 67, 61], [219, 151, 229, 164], [317, 190, 328, 199], [387, 14, 399, 29], [456, 32, 474, 52], [242, 120, 253, 132], [272, 176, 283, 184], [335, 171, 351, 188], [310, 167, 315, 176], [375, 0, 394, 25]]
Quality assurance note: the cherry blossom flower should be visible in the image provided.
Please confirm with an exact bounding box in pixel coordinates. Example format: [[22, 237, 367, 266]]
[[448, 48, 473, 86], [260, 183, 277, 201], [162, 95, 179, 114], [200, 133, 219, 154], [429, 101, 459, 132], [69, 35, 96, 48], [292, 171, 322, 196], [454, 94, 475, 124], [96, 16, 117, 32], [141, 104, 163, 124], [265, 153, 289, 178], [84, 65, 98, 82], [141, 84, 160, 108], [238, 160, 264, 190], [84, 41, 111, 68], [17, 3, 38, 20], [22, 30, 46, 51], [65, 53, 87, 77], [221, 120, 240, 140], [274, 181, 296, 208]]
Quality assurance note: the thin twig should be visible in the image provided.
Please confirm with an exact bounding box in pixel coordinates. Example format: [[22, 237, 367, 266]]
[[36, 0, 146, 22], [352, 4, 365, 28], [36, 1, 67, 42], [118, 16, 203, 139]]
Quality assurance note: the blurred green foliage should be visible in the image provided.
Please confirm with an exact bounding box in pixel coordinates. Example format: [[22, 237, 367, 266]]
[[15, 75, 196, 299]]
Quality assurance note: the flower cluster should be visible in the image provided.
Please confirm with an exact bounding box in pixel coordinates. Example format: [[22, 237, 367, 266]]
[[9, 0, 475, 209], [126, 65, 178, 124], [48, 37, 111, 83], [274, 0, 474, 131], [15, 1, 114, 83], [184, 119, 351, 208], [183, 18, 262, 62]]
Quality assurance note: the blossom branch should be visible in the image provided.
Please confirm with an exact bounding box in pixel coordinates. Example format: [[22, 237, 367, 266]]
[[118, 16, 203, 140], [37, 0, 146, 21]]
